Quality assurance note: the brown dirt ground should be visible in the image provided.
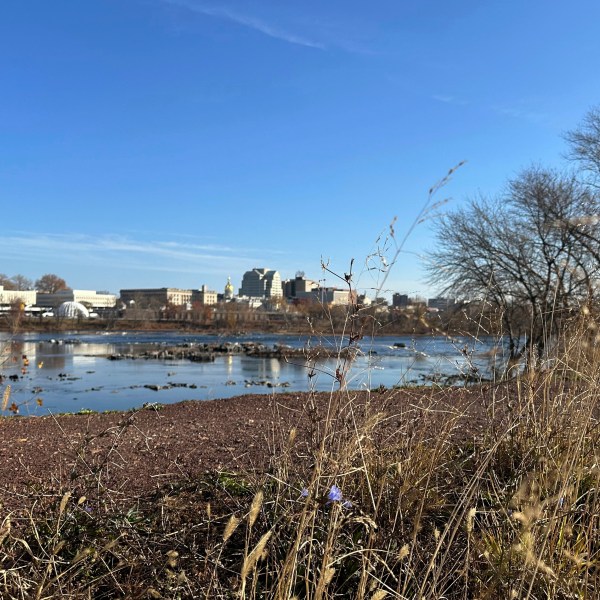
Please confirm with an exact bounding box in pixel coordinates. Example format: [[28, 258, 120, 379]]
[[0, 387, 496, 513]]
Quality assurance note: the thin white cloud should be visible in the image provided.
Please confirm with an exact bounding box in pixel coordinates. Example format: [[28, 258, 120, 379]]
[[432, 94, 469, 106], [490, 103, 548, 124], [163, 0, 325, 49], [0, 233, 278, 276]]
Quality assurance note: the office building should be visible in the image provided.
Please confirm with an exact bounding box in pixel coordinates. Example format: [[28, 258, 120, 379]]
[[239, 268, 283, 298]]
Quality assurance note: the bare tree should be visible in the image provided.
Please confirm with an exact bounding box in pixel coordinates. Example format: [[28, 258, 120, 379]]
[[9, 274, 33, 291], [35, 273, 68, 293], [0, 274, 15, 290], [428, 167, 600, 364], [565, 106, 600, 186]]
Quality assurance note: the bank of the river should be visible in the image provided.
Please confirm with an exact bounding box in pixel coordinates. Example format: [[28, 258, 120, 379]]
[[0, 316, 440, 336], [0, 387, 493, 514]]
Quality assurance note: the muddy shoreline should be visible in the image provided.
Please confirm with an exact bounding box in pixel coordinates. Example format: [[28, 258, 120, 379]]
[[0, 386, 491, 513]]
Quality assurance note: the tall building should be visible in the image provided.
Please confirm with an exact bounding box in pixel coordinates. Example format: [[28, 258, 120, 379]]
[[239, 268, 283, 298], [392, 293, 409, 308]]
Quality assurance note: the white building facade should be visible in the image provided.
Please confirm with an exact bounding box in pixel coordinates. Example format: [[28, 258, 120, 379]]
[[37, 289, 117, 309], [0, 286, 37, 306], [239, 269, 283, 299]]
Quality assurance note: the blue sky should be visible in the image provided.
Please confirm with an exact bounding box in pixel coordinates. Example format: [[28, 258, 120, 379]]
[[2, 1, 600, 298]]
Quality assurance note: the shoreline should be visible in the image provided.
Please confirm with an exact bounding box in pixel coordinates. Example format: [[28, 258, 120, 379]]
[[1, 324, 450, 339], [0, 315, 444, 337], [0, 386, 486, 513]]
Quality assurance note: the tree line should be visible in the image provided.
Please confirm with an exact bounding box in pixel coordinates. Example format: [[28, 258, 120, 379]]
[[0, 273, 68, 293]]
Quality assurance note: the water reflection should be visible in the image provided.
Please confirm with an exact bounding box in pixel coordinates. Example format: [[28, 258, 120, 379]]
[[225, 354, 233, 376]]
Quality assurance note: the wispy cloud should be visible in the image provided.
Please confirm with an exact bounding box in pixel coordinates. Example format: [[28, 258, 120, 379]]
[[432, 94, 469, 107], [0, 233, 280, 278], [432, 93, 548, 125], [163, 0, 326, 49], [489, 103, 548, 124]]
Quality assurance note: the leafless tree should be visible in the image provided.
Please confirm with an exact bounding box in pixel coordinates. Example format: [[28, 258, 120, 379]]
[[428, 167, 600, 364], [565, 106, 600, 186], [9, 274, 33, 291], [0, 274, 15, 290]]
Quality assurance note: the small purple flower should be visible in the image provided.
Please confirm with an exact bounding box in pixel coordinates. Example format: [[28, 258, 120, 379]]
[[327, 484, 344, 503], [300, 487, 309, 498]]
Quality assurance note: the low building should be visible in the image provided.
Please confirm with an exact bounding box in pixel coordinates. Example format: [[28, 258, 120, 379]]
[[37, 289, 117, 309], [0, 285, 37, 306], [57, 301, 90, 319], [120, 288, 192, 308], [283, 275, 319, 299], [427, 297, 456, 311], [301, 287, 355, 306], [357, 294, 372, 307], [191, 285, 218, 305]]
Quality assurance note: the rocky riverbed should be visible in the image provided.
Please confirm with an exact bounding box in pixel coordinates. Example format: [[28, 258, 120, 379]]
[[106, 340, 352, 362]]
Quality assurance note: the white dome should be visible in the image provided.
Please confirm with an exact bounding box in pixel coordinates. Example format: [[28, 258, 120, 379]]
[[57, 301, 90, 318]]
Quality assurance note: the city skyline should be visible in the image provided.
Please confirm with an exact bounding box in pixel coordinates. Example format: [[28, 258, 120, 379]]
[[2, 2, 600, 298], [1, 267, 425, 301]]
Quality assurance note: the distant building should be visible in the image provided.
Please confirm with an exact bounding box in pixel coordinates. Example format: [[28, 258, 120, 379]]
[[310, 287, 355, 306], [0, 285, 36, 306], [37, 289, 116, 309], [410, 296, 427, 307], [239, 268, 283, 299], [283, 275, 319, 299], [392, 293, 409, 308], [427, 297, 456, 311], [57, 301, 90, 319], [191, 285, 217, 305], [357, 294, 372, 307], [119, 288, 192, 308], [224, 277, 235, 300]]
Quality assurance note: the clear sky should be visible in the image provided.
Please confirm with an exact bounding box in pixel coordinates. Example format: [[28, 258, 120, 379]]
[[2, 1, 600, 298]]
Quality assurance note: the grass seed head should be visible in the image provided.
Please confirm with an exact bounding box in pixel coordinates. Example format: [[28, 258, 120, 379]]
[[240, 530, 272, 581], [223, 515, 241, 543], [248, 489, 263, 528]]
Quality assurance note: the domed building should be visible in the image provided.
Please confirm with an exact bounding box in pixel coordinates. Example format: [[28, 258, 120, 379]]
[[224, 276, 234, 300], [57, 301, 90, 319]]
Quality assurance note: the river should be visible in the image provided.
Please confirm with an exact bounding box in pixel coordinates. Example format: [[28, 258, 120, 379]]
[[0, 331, 501, 415]]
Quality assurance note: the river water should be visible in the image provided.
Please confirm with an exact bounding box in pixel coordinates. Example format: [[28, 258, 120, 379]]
[[0, 331, 500, 415]]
